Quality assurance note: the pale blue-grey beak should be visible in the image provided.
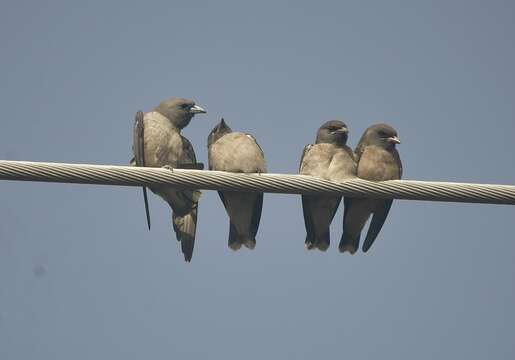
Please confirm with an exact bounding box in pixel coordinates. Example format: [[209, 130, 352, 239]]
[[387, 136, 401, 144], [190, 104, 207, 114], [334, 127, 349, 134]]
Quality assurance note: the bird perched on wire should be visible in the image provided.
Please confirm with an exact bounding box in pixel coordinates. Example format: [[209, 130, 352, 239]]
[[131, 97, 207, 262], [339, 123, 402, 254], [208, 119, 267, 250], [299, 120, 357, 251]]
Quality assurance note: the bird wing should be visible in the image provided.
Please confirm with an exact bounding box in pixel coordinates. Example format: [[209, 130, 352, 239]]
[[250, 193, 264, 238], [362, 199, 393, 252], [133, 111, 145, 166], [339, 197, 362, 253], [298, 144, 312, 172], [178, 136, 204, 170], [394, 149, 403, 178], [301, 196, 316, 242], [133, 111, 151, 230], [245, 133, 265, 161], [217, 191, 240, 249], [354, 134, 367, 163], [172, 135, 201, 207]]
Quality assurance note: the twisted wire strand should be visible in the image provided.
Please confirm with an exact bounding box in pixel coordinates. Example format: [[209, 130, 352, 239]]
[[1, 160, 515, 205]]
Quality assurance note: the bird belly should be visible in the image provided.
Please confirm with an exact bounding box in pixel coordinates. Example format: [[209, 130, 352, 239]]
[[357, 147, 400, 181]]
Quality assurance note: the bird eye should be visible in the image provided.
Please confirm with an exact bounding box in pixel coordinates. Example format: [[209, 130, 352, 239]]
[[181, 103, 191, 109]]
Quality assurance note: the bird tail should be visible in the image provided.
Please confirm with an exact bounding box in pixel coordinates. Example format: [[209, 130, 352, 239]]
[[305, 231, 330, 251], [339, 198, 363, 255], [305, 235, 316, 250], [338, 231, 360, 254], [316, 232, 330, 251], [228, 222, 255, 251], [228, 222, 242, 251], [172, 208, 198, 262]]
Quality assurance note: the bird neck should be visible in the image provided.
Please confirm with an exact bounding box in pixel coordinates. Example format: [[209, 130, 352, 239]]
[[151, 111, 182, 132]]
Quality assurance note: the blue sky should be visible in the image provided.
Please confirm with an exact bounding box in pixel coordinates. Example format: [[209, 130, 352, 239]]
[[1, 1, 514, 359]]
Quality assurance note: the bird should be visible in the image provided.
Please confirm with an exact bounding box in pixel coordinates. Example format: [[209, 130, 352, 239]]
[[131, 97, 207, 262], [207, 118, 267, 250], [339, 123, 402, 254], [299, 120, 357, 251]]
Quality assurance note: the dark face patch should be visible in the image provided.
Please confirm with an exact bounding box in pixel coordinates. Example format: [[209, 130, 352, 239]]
[[155, 97, 198, 129], [207, 119, 232, 148], [364, 123, 399, 148], [315, 120, 349, 145]]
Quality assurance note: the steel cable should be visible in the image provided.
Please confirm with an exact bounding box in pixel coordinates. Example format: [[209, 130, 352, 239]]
[[1, 160, 514, 205]]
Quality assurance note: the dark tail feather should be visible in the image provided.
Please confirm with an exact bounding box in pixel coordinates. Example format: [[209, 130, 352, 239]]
[[142, 187, 151, 230], [339, 231, 360, 254], [227, 222, 256, 250], [243, 193, 262, 250], [242, 236, 256, 250], [181, 233, 195, 262], [302, 196, 316, 250], [305, 235, 316, 250], [316, 231, 330, 251], [173, 209, 198, 262], [228, 222, 242, 251], [339, 197, 359, 254], [305, 232, 330, 251]]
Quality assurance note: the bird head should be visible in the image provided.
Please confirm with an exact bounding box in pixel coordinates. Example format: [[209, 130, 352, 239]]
[[315, 120, 349, 145], [207, 118, 232, 148], [155, 97, 206, 129], [361, 123, 401, 149]]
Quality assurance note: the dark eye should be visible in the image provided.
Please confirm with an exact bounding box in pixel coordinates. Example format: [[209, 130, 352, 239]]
[[378, 131, 387, 137], [181, 103, 191, 109]]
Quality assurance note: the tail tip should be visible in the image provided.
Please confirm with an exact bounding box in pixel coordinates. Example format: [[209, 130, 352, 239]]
[[183, 252, 193, 262], [305, 241, 315, 250], [305, 236, 316, 250], [243, 238, 256, 250], [316, 241, 329, 252], [229, 242, 242, 251], [339, 243, 357, 254], [362, 243, 372, 253]]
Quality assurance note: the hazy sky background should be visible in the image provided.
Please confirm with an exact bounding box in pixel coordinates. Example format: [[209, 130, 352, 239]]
[[1, 1, 514, 359]]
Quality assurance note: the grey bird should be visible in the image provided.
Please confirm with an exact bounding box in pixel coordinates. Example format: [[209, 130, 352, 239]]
[[339, 123, 402, 254], [299, 120, 357, 251], [207, 119, 266, 250], [131, 97, 207, 262]]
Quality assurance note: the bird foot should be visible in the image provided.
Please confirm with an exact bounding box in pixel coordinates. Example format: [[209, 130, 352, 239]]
[[162, 165, 174, 172]]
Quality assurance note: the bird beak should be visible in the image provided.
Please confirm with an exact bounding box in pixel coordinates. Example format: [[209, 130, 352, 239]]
[[387, 136, 401, 144], [334, 127, 349, 134], [190, 104, 207, 114]]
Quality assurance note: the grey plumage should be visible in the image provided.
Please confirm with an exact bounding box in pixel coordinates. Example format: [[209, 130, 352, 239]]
[[131, 97, 206, 262], [207, 119, 266, 250], [133, 111, 151, 230], [299, 120, 357, 251], [339, 123, 402, 254]]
